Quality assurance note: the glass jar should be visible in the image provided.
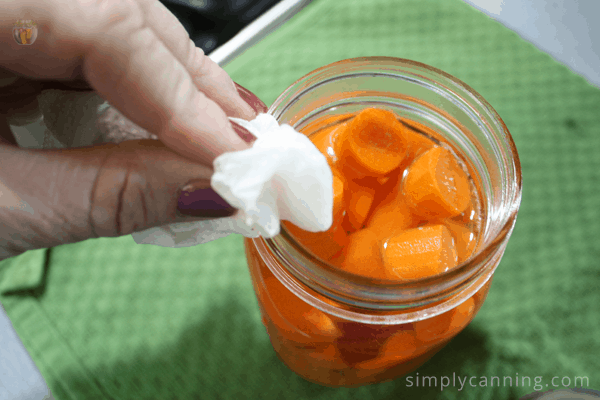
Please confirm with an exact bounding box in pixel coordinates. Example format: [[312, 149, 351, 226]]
[[244, 57, 522, 387]]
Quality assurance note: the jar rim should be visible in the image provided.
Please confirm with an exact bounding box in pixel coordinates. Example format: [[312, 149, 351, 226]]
[[261, 57, 522, 314]]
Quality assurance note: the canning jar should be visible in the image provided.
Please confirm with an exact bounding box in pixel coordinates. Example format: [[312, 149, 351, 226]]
[[244, 57, 522, 387]]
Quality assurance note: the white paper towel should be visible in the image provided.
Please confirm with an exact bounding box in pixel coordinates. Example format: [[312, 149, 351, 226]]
[[9, 90, 333, 248], [134, 113, 333, 246]]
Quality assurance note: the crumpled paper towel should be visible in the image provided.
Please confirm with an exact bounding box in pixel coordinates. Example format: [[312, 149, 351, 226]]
[[133, 113, 333, 246], [10, 90, 333, 247]]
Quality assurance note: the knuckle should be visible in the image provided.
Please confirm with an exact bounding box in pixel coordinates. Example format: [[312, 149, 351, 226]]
[[86, 0, 140, 34], [163, 64, 197, 127], [186, 39, 199, 70], [89, 144, 152, 237]]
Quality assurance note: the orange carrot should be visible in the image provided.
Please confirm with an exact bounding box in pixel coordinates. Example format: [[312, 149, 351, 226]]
[[402, 146, 471, 219], [365, 196, 416, 240], [447, 297, 475, 333], [263, 276, 341, 345], [400, 119, 438, 162], [335, 322, 399, 365], [455, 195, 480, 225], [444, 219, 477, 263], [415, 297, 475, 343], [282, 168, 348, 261], [377, 176, 390, 185], [340, 229, 387, 280], [284, 220, 349, 262], [356, 330, 421, 371], [311, 123, 347, 167], [362, 167, 403, 217], [331, 170, 346, 222], [382, 224, 458, 280], [341, 108, 407, 177], [347, 186, 375, 230]]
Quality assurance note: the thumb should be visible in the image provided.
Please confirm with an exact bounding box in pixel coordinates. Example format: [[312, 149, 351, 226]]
[[0, 139, 235, 260]]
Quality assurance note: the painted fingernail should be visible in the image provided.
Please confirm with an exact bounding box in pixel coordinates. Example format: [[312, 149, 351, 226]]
[[230, 120, 257, 144], [234, 83, 269, 114], [177, 179, 236, 218]]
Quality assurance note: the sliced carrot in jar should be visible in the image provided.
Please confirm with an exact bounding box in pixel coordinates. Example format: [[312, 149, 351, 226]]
[[347, 186, 375, 230], [382, 224, 458, 280], [443, 219, 477, 263], [284, 220, 349, 262], [415, 297, 476, 344], [402, 146, 471, 219], [447, 297, 476, 333], [331, 170, 346, 222], [311, 123, 348, 167], [377, 176, 390, 185], [283, 170, 348, 261], [339, 229, 387, 280], [399, 119, 438, 162], [334, 322, 406, 365], [355, 330, 422, 372], [365, 196, 416, 240], [454, 194, 481, 225], [472, 278, 493, 308], [306, 343, 348, 370], [263, 276, 341, 346], [341, 108, 407, 177]]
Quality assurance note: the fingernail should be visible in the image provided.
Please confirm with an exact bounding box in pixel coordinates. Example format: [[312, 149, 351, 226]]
[[234, 82, 269, 114], [177, 179, 236, 218], [230, 120, 257, 144]]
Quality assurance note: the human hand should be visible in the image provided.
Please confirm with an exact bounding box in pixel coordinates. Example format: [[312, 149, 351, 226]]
[[0, 0, 267, 261]]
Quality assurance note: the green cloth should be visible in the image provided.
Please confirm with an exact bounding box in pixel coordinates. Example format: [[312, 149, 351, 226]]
[[2, 0, 600, 398]]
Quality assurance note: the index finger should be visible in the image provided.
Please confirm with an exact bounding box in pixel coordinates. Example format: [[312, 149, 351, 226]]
[[0, 0, 252, 166]]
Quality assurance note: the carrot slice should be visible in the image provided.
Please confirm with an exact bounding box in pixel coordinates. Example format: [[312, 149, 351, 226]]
[[356, 330, 422, 371], [365, 196, 415, 240], [340, 229, 387, 279], [400, 119, 438, 162], [347, 186, 375, 230], [282, 169, 348, 261], [377, 176, 390, 185], [284, 220, 349, 262], [335, 322, 402, 365], [455, 195, 480, 225], [310, 123, 347, 167], [447, 297, 476, 333], [331, 170, 346, 222], [310, 125, 334, 160], [414, 297, 475, 343], [402, 146, 471, 219], [382, 224, 458, 280], [341, 108, 407, 177], [280, 341, 348, 373], [263, 276, 341, 345], [444, 219, 477, 263]]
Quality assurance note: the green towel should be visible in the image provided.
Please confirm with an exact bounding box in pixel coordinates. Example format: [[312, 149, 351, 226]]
[[2, 0, 599, 398]]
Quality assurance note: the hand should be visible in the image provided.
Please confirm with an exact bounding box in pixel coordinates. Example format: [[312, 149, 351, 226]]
[[0, 0, 267, 261]]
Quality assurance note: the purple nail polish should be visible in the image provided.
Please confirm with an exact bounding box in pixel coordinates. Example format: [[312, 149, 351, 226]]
[[231, 120, 257, 144], [234, 82, 269, 114], [177, 182, 236, 218]]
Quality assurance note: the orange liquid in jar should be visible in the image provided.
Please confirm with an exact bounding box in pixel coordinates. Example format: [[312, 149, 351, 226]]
[[244, 107, 491, 387]]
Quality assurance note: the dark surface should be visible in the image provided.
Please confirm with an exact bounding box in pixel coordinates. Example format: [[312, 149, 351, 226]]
[[160, 0, 283, 54]]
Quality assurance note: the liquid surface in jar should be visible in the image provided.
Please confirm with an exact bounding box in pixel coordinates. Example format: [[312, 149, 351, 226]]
[[283, 107, 483, 281]]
